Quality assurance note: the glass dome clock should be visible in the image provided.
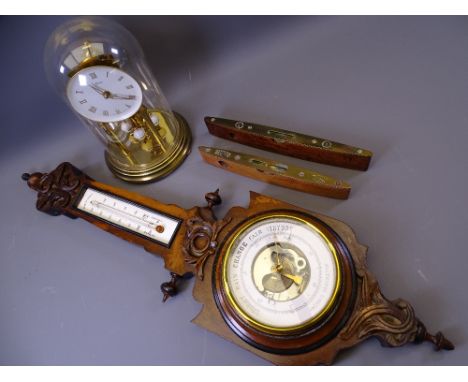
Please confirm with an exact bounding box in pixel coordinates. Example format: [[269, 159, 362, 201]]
[[44, 16, 191, 182]]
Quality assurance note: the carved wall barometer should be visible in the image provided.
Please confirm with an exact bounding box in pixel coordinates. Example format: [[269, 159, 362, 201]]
[[23, 162, 453, 365]]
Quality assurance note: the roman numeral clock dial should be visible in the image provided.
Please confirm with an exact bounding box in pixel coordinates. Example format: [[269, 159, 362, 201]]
[[66, 65, 143, 123]]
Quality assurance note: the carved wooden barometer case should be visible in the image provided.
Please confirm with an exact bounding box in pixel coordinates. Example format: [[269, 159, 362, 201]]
[[23, 162, 453, 365]]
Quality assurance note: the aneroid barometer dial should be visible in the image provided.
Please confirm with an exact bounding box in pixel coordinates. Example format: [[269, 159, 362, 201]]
[[224, 215, 340, 331], [214, 211, 356, 355]]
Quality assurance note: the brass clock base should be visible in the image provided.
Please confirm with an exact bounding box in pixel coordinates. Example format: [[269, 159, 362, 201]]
[[104, 112, 192, 183]]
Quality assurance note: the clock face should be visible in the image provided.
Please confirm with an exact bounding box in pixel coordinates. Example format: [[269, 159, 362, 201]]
[[221, 214, 341, 332], [66, 65, 143, 123]]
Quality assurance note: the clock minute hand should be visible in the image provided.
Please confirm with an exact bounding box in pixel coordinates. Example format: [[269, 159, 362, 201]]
[[108, 93, 137, 100], [89, 84, 134, 100]]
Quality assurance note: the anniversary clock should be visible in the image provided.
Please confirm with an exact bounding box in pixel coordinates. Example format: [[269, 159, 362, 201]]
[[22, 162, 453, 365], [43, 17, 191, 182]]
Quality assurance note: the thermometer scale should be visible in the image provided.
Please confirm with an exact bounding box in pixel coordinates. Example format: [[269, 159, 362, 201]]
[[76, 187, 180, 246]]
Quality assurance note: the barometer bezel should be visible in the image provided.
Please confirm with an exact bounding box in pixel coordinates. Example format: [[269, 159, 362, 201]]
[[213, 209, 357, 355]]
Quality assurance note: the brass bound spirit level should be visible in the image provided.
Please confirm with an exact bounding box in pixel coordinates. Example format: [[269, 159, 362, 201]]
[[201, 116, 373, 199], [199, 146, 351, 199], [204, 116, 373, 171]]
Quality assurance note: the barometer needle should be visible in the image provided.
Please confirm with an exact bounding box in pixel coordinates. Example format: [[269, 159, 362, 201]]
[[280, 273, 303, 285], [269, 245, 303, 286], [274, 241, 282, 267]]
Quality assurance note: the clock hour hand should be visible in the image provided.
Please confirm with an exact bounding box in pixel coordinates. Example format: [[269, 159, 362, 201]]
[[89, 83, 106, 95]]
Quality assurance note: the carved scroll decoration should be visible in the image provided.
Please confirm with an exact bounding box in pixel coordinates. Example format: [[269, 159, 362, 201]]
[[23, 162, 88, 217], [340, 269, 454, 350], [340, 271, 419, 347], [183, 189, 231, 280]]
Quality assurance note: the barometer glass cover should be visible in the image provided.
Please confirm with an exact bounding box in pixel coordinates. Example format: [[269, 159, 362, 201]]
[[222, 215, 340, 333]]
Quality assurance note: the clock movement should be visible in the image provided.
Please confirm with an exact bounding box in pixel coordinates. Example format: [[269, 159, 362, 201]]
[[43, 17, 191, 182], [22, 162, 453, 365]]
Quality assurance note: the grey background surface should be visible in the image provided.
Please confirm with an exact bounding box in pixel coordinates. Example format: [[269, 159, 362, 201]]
[[0, 16, 467, 365]]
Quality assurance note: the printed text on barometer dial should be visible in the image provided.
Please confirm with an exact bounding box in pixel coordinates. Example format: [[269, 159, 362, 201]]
[[225, 218, 338, 328]]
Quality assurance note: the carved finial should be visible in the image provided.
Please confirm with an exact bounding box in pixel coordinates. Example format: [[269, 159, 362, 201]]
[[415, 323, 454, 351], [160, 272, 193, 302], [161, 272, 182, 302], [198, 189, 222, 223], [205, 189, 221, 209], [24, 172, 44, 192]]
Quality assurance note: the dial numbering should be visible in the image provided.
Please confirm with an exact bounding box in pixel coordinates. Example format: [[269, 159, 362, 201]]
[[222, 215, 341, 331], [66, 65, 143, 123]]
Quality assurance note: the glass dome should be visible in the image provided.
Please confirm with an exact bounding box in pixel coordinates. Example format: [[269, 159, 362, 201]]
[[44, 16, 191, 183]]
